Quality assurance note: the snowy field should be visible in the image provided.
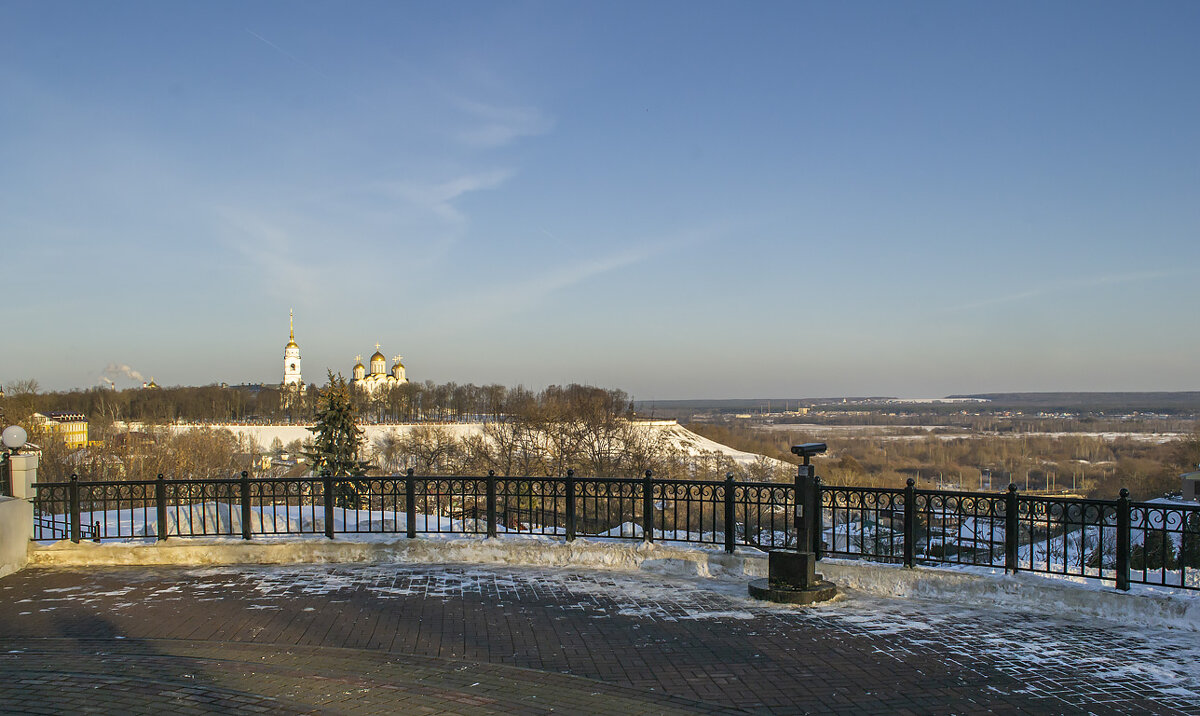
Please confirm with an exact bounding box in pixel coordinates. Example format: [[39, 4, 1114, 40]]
[[153, 420, 786, 467]]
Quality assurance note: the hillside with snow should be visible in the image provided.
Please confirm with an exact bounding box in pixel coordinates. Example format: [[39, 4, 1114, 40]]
[[163, 420, 788, 469]]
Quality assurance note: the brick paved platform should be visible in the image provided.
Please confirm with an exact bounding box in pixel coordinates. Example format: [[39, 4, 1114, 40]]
[[1, 563, 1198, 714]]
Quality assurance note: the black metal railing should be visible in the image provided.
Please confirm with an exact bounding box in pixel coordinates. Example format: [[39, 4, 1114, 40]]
[[30, 472, 1200, 592]]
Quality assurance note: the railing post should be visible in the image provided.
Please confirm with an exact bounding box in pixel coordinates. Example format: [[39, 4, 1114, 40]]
[[565, 469, 577, 542], [724, 472, 736, 554], [903, 478, 916, 567], [1116, 487, 1131, 591], [240, 471, 252, 540], [486, 470, 497, 538], [405, 468, 416, 539], [1005, 483, 1019, 574], [813, 475, 824, 559], [69, 474, 80, 544], [642, 470, 654, 542], [155, 473, 167, 542], [92, 522, 101, 543], [322, 471, 334, 539]]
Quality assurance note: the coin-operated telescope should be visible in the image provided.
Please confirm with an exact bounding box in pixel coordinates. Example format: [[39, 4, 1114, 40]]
[[749, 443, 836, 604]]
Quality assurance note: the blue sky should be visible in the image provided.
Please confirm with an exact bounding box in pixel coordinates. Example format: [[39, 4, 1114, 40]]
[[2, 2, 1198, 399]]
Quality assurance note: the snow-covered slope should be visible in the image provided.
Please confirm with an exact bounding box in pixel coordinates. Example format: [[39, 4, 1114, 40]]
[[163, 420, 782, 468]]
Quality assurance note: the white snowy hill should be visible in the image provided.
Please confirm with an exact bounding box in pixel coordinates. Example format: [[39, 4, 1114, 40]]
[[158, 419, 784, 469]]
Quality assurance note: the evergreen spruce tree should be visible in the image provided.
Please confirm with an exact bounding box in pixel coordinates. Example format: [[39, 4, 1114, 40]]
[[305, 371, 372, 508]]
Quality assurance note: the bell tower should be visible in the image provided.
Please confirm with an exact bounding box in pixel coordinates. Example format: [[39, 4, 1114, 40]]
[[283, 310, 303, 387]]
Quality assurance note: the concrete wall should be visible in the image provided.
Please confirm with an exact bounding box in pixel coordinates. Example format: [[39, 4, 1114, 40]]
[[0, 497, 32, 578]]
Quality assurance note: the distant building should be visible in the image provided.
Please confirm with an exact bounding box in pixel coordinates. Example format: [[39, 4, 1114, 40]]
[[1182, 468, 1200, 502], [33, 411, 89, 449], [352, 344, 408, 394], [282, 310, 304, 390]]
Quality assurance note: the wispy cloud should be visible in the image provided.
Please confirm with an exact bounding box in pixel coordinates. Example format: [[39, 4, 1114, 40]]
[[381, 168, 514, 225], [448, 96, 555, 148], [216, 208, 323, 302], [429, 229, 715, 327], [946, 269, 1182, 312], [215, 168, 515, 299]]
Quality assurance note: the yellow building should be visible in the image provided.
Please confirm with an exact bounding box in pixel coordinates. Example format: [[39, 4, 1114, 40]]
[[33, 411, 89, 449]]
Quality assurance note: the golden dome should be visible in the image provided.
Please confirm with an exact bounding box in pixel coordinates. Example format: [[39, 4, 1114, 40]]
[[286, 310, 299, 349], [371, 350, 386, 362]]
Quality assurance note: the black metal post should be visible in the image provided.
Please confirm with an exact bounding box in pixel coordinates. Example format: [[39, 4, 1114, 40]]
[[795, 459, 812, 553], [643, 470, 654, 542], [724, 472, 736, 554], [405, 468, 416, 539], [240, 471, 252, 540], [69, 475, 80, 544], [903, 478, 916, 567], [486, 470, 498, 538], [1005, 483, 1019, 574], [565, 469, 576, 542], [1116, 487, 1131, 591], [322, 471, 334, 539], [155, 473, 167, 542], [813, 475, 824, 558], [92, 522, 101, 543]]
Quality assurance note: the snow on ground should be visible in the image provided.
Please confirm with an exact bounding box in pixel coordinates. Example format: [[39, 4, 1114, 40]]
[[815, 586, 1200, 701], [47, 496, 1200, 590], [19, 559, 1200, 704], [157, 420, 782, 467]]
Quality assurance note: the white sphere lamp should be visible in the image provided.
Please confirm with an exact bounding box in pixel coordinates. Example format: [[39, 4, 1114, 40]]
[[2, 425, 28, 452]]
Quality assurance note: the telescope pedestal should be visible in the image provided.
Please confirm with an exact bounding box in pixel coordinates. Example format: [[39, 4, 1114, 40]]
[[749, 550, 837, 605]]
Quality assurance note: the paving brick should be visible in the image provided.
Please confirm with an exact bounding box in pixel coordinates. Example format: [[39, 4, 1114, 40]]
[[1, 563, 1198, 714]]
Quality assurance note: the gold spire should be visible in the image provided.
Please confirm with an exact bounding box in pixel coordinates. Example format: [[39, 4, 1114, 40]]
[[286, 309, 299, 349]]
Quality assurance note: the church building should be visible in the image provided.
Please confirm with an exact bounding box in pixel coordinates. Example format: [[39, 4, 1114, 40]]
[[282, 310, 305, 392], [352, 344, 408, 394]]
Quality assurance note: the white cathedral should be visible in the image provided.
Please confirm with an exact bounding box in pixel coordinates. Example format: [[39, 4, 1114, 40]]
[[281, 312, 409, 394], [352, 344, 408, 394]]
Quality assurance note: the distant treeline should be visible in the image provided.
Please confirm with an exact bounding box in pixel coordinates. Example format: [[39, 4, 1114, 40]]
[[686, 422, 1200, 501], [2, 378, 637, 427]]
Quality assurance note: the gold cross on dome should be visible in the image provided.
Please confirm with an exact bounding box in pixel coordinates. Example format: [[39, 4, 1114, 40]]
[[375, 342, 381, 352], [356, 354, 362, 363], [394, 355, 402, 363]]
